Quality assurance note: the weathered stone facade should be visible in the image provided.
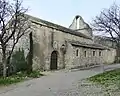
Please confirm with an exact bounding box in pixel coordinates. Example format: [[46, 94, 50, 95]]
[[94, 36, 117, 64], [17, 15, 116, 71]]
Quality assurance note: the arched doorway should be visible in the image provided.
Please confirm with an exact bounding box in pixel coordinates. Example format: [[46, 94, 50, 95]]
[[50, 51, 58, 70]]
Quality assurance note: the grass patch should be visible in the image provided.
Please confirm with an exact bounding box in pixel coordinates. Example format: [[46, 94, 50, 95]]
[[0, 70, 43, 86], [88, 68, 120, 87]]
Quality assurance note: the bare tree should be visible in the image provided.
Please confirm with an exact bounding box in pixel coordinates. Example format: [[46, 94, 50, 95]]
[[92, 3, 120, 60], [0, 0, 32, 77]]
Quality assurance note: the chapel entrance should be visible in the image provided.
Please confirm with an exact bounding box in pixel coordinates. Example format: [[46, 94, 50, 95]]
[[50, 51, 58, 70]]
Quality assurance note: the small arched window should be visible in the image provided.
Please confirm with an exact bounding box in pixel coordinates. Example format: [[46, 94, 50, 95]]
[[84, 51, 87, 57], [76, 49, 79, 56], [99, 51, 101, 56], [93, 51, 95, 56]]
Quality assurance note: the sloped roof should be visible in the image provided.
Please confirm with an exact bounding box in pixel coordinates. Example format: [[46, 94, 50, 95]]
[[26, 14, 92, 40], [94, 36, 115, 41], [70, 41, 108, 50]]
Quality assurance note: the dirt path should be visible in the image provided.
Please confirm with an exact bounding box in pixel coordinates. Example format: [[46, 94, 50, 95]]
[[0, 64, 120, 96]]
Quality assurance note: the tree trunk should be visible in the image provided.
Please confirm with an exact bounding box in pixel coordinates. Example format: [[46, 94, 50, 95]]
[[6, 56, 11, 76], [2, 50, 7, 77], [116, 42, 120, 63], [27, 32, 33, 74]]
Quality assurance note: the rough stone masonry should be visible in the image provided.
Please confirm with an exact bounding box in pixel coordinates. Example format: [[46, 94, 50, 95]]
[[15, 15, 116, 71]]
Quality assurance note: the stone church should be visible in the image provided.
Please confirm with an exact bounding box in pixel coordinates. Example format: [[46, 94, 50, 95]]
[[17, 15, 116, 71]]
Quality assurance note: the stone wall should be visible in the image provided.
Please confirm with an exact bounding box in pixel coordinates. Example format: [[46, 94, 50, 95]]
[[16, 25, 116, 70], [94, 36, 117, 64], [31, 23, 94, 70], [15, 15, 117, 71], [94, 36, 116, 48], [71, 46, 104, 68], [103, 48, 116, 64], [30, 22, 106, 70]]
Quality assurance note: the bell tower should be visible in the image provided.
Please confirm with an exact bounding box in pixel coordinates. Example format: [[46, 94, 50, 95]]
[[69, 15, 93, 38]]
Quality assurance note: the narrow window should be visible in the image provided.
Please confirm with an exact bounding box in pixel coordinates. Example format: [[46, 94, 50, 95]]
[[93, 51, 95, 56], [99, 51, 101, 56], [76, 49, 79, 56], [51, 32, 54, 47], [84, 51, 86, 57], [77, 17, 80, 29]]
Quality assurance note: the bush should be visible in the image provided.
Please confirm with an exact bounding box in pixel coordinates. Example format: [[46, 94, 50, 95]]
[[11, 48, 27, 73], [16, 70, 43, 78], [0, 76, 24, 85], [28, 70, 43, 78]]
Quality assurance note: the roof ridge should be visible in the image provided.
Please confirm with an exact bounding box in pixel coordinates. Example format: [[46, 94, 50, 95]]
[[26, 14, 92, 40]]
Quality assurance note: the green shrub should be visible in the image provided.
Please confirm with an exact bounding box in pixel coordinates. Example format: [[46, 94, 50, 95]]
[[11, 48, 27, 73], [0, 76, 24, 85], [28, 70, 43, 78]]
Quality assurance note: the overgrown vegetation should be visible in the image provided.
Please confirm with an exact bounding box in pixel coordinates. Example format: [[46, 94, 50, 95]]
[[0, 70, 43, 86], [0, 49, 28, 76], [0, 48, 44, 85], [88, 68, 120, 87], [0, 0, 32, 77], [0, 0, 41, 85], [10, 49, 27, 73], [0, 48, 43, 86], [92, 3, 120, 62]]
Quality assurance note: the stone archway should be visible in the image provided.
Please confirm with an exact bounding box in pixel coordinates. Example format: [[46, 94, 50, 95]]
[[50, 51, 58, 70]]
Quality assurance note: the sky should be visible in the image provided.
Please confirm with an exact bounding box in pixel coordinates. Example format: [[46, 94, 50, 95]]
[[23, 0, 120, 28]]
